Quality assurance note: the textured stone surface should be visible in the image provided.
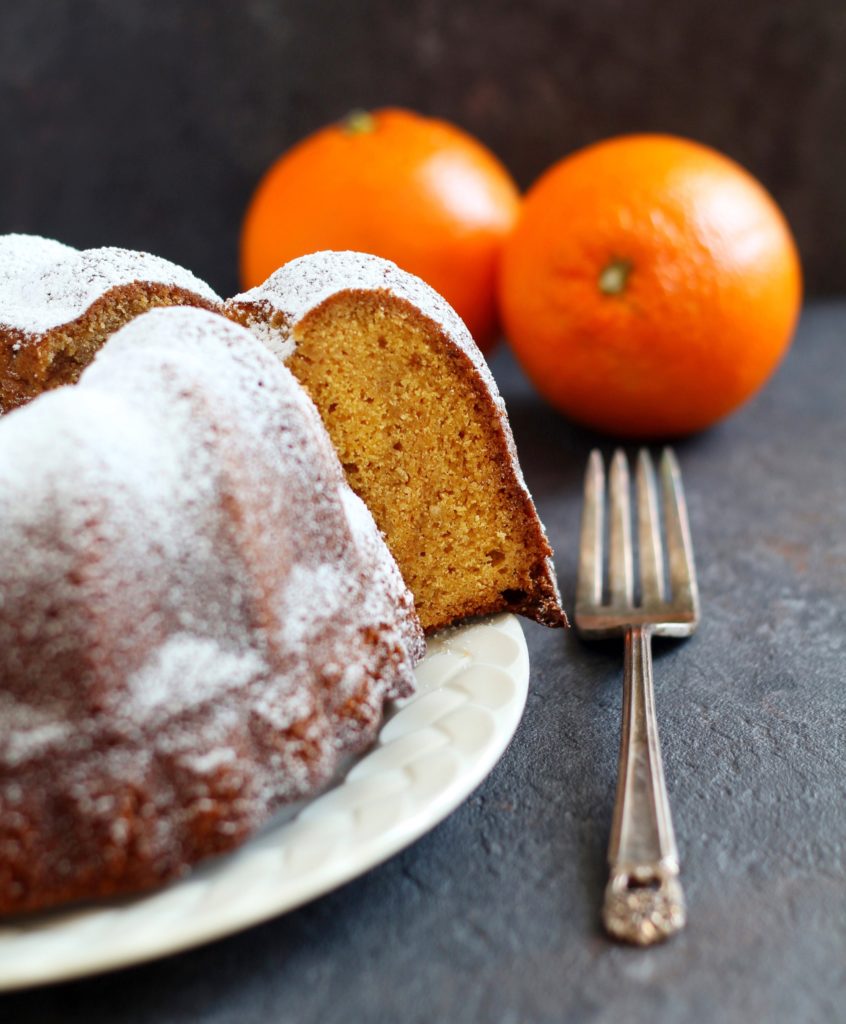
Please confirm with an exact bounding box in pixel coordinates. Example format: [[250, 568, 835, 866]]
[[0, 0, 845, 295], [2, 303, 844, 1022]]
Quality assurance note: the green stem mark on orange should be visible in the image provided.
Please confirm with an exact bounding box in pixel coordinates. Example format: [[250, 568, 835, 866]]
[[598, 259, 633, 296], [343, 109, 376, 135]]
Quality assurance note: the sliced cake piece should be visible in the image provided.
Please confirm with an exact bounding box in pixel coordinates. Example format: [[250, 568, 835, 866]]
[[0, 234, 222, 412], [226, 250, 566, 633]]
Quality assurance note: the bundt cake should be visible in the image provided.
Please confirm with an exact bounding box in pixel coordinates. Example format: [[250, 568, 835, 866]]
[[0, 233, 221, 413], [226, 251, 566, 633], [0, 306, 423, 915]]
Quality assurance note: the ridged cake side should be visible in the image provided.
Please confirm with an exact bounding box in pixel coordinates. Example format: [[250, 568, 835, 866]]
[[0, 306, 423, 914]]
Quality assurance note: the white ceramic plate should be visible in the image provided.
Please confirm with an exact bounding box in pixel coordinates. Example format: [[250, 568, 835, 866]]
[[0, 614, 529, 991]]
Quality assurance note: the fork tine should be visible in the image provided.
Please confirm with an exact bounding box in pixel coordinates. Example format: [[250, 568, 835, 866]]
[[660, 448, 699, 611], [636, 449, 666, 606], [577, 449, 605, 609], [608, 449, 634, 605]]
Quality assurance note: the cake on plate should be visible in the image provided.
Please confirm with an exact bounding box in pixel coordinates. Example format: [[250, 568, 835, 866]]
[[226, 250, 566, 633], [0, 306, 423, 915], [0, 233, 221, 413]]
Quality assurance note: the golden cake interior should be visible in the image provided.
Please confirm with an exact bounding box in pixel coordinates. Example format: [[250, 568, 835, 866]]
[[0, 284, 218, 412], [284, 291, 557, 632]]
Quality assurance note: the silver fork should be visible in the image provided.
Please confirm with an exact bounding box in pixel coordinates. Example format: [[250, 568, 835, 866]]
[[575, 448, 700, 945]]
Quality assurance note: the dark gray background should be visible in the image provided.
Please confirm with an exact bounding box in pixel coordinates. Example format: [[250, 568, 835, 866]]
[[1, 3, 845, 1021], [1, 0, 844, 296]]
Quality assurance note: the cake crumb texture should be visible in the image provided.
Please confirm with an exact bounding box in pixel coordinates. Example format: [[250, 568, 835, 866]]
[[227, 251, 565, 632]]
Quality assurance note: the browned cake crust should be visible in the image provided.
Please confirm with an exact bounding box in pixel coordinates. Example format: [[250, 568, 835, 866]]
[[0, 235, 224, 413], [0, 282, 221, 412]]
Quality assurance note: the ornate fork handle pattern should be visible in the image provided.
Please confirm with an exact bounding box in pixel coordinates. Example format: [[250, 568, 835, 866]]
[[603, 625, 686, 944]]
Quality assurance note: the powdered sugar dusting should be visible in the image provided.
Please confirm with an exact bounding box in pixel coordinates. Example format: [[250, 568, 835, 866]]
[[0, 305, 423, 912], [240, 314, 296, 360], [128, 636, 268, 715], [230, 249, 496, 390], [0, 233, 221, 336], [340, 487, 425, 661]]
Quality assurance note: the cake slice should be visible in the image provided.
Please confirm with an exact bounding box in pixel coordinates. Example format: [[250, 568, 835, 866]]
[[226, 251, 566, 633], [0, 234, 222, 412]]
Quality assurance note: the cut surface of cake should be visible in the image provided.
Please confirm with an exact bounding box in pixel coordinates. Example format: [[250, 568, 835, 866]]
[[0, 306, 423, 915], [0, 233, 222, 413], [226, 251, 566, 633]]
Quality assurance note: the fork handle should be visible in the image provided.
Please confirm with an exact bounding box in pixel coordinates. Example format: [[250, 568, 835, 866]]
[[602, 625, 686, 944]]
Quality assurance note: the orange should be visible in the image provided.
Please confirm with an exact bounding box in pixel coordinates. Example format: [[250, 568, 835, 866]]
[[241, 108, 521, 353], [498, 134, 802, 437]]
